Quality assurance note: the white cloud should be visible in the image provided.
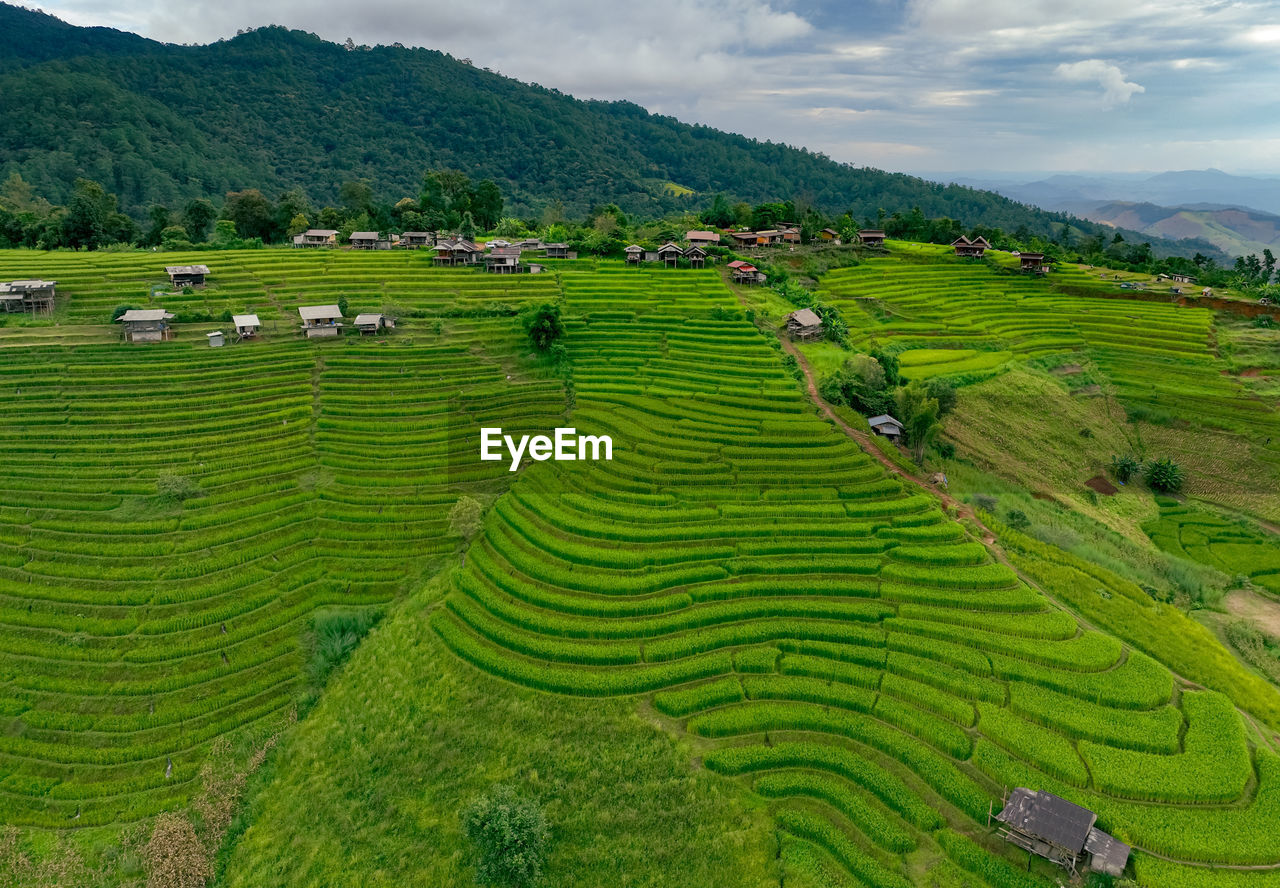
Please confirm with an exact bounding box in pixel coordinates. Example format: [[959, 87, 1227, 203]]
[[1055, 59, 1145, 106]]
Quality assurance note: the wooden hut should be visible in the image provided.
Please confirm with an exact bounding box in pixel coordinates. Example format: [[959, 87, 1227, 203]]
[[952, 236, 990, 258], [730, 261, 764, 285], [165, 265, 209, 288], [685, 230, 720, 248], [298, 305, 344, 338], [684, 246, 708, 268], [730, 231, 761, 248], [1170, 272, 1196, 284], [349, 231, 380, 250], [207, 331, 225, 348], [857, 229, 886, 247], [232, 314, 261, 340], [398, 231, 436, 248], [781, 228, 801, 244], [657, 243, 684, 268], [1020, 252, 1048, 274], [543, 243, 571, 260], [996, 788, 1129, 877], [293, 229, 338, 248], [0, 280, 56, 314], [354, 313, 395, 334], [624, 244, 644, 264], [866, 414, 904, 441], [786, 308, 823, 341], [433, 239, 482, 266], [116, 308, 175, 343], [485, 247, 523, 274], [818, 228, 841, 243]]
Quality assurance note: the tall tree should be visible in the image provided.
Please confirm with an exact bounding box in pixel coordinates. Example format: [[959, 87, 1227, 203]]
[[62, 178, 113, 250], [223, 189, 276, 241], [471, 179, 504, 230], [182, 198, 217, 242]]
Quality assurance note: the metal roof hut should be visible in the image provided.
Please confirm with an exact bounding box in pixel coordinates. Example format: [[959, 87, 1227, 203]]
[[685, 230, 720, 248], [354, 313, 395, 334], [952, 236, 989, 258], [818, 228, 841, 242], [0, 280, 56, 315], [543, 243, 571, 260], [624, 244, 644, 264], [349, 231, 380, 250], [995, 788, 1130, 877], [298, 304, 344, 338], [294, 229, 338, 248], [116, 308, 175, 343], [858, 229, 886, 247], [398, 231, 436, 248], [683, 246, 708, 268], [165, 265, 209, 288], [232, 314, 261, 340], [786, 308, 823, 341], [484, 247, 523, 274], [867, 414, 905, 441]]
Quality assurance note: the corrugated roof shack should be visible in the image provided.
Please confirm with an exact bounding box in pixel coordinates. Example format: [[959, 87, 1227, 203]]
[[995, 788, 1130, 877], [858, 229, 886, 247], [399, 231, 436, 248], [116, 309, 175, 343], [232, 314, 261, 340], [298, 305, 344, 338], [0, 280, 56, 314], [951, 236, 990, 258], [1019, 252, 1048, 274], [293, 229, 338, 248], [354, 313, 395, 334], [166, 265, 209, 288], [785, 308, 823, 341]]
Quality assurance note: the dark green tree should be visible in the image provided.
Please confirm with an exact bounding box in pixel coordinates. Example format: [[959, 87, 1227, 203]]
[[182, 198, 217, 242], [461, 785, 549, 888], [63, 178, 113, 250], [223, 189, 276, 241], [521, 302, 565, 352], [472, 179, 504, 230]]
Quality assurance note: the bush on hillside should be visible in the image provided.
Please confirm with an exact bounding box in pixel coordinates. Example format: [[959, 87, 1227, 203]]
[[1145, 457, 1185, 493], [449, 495, 484, 540], [461, 785, 549, 888], [520, 302, 565, 352], [1110, 454, 1141, 484], [155, 471, 200, 502]]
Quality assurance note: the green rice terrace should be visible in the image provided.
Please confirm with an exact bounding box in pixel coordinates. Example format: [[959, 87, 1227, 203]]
[[1, 247, 1279, 887]]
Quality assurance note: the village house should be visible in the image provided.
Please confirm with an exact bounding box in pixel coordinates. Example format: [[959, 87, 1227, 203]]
[[624, 245, 644, 264], [433, 239, 482, 266], [730, 231, 763, 248], [517, 238, 545, 251], [785, 308, 823, 341], [165, 265, 209, 288], [0, 280, 56, 315], [354, 313, 396, 335], [485, 247, 523, 274], [293, 229, 338, 248], [1020, 252, 1049, 274], [951, 236, 991, 258], [116, 308, 175, 343], [781, 228, 801, 244], [729, 261, 765, 285], [398, 231, 436, 248], [543, 243, 572, 260], [867, 414, 904, 441], [755, 229, 785, 246], [818, 228, 841, 243], [996, 788, 1129, 878], [684, 246, 708, 268], [298, 304, 344, 338], [858, 229, 887, 247], [232, 314, 261, 340], [685, 230, 720, 248], [349, 231, 382, 250], [1170, 272, 1196, 284], [657, 243, 684, 268]]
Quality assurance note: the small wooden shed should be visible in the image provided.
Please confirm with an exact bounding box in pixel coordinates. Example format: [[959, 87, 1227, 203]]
[[166, 265, 209, 288], [0, 280, 56, 314], [298, 305, 344, 338], [657, 243, 684, 268], [685, 230, 720, 248], [349, 231, 380, 250], [624, 244, 644, 264], [858, 229, 886, 247], [232, 314, 261, 340], [398, 231, 436, 248], [684, 246, 708, 268], [866, 414, 904, 441], [996, 788, 1129, 877], [1020, 252, 1048, 274], [485, 247, 523, 274], [354, 313, 395, 334], [818, 228, 841, 243], [543, 243, 571, 260], [293, 229, 338, 248], [786, 308, 823, 341], [117, 308, 175, 343]]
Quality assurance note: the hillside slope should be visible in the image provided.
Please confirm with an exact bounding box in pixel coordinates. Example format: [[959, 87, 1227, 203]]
[[1060, 200, 1280, 257], [0, 3, 1167, 240]]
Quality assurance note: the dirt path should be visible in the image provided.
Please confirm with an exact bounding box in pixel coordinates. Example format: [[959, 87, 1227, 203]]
[[1226, 590, 1280, 638]]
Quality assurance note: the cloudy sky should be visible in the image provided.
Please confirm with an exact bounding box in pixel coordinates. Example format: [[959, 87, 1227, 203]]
[[35, 0, 1280, 176]]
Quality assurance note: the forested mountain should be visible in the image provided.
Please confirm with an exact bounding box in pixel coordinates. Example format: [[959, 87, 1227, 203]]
[[0, 2, 1172, 247]]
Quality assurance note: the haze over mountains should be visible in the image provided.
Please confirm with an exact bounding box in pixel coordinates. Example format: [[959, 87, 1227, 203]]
[[946, 170, 1280, 257]]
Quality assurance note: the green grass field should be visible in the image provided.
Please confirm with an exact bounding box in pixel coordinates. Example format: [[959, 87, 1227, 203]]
[[1, 248, 1279, 888]]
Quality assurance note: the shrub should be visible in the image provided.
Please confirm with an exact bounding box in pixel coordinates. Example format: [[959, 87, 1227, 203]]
[[155, 471, 200, 502], [1110, 454, 1141, 483], [924, 377, 957, 416], [307, 609, 379, 687], [461, 785, 549, 888], [1144, 457, 1185, 493], [449, 496, 485, 540], [973, 494, 998, 512], [520, 302, 565, 352], [112, 305, 139, 321], [1005, 509, 1030, 530]]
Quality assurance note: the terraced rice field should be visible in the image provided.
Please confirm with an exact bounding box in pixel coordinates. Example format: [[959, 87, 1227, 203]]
[[2, 250, 1279, 886], [1146, 498, 1280, 595], [429, 265, 1280, 885]]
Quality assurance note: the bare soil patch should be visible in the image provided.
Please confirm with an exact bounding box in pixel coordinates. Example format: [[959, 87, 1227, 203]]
[[1052, 363, 1083, 375], [1070, 384, 1101, 396], [1226, 590, 1280, 639], [1085, 474, 1118, 495]]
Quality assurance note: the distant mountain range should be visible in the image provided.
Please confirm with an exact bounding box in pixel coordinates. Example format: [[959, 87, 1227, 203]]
[[942, 170, 1280, 256], [0, 2, 1222, 260]]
